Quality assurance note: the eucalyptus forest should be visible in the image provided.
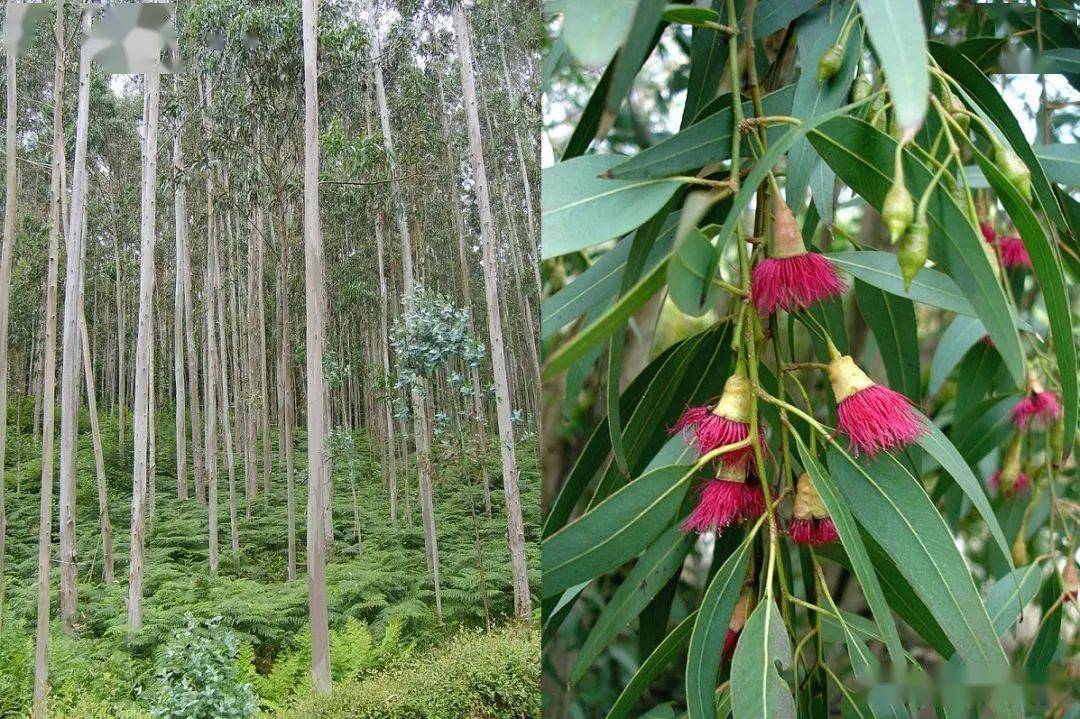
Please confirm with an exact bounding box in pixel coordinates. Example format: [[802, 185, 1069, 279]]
[[0, 1, 540, 717]]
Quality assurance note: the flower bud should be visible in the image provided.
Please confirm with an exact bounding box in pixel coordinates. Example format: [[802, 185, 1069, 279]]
[[882, 182, 914, 243], [898, 221, 929, 289], [946, 92, 969, 133], [817, 45, 843, 86], [1011, 532, 1028, 567], [998, 433, 1023, 495], [995, 145, 1032, 203], [652, 296, 717, 359], [853, 74, 872, 102], [1049, 415, 1064, 460]]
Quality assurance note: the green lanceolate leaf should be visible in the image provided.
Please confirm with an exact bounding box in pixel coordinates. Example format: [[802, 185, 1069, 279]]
[[730, 601, 796, 719], [929, 316, 985, 395], [1026, 571, 1062, 668], [542, 463, 693, 599], [825, 447, 1010, 673], [681, 0, 727, 127], [930, 41, 1069, 232], [543, 255, 670, 377], [541, 154, 683, 259], [662, 5, 720, 26], [968, 142, 1077, 457], [950, 395, 1019, 466], [557, 0, 636, 68], [854, 279, 920, 402], [603, 0, 667, 127], [541, 214, 678, 338], [793, 435, 904, 666], [606, 612, 697, 719], [753, 0, 818, 39], [572, 526, 694, 683], [1034, 143, 1080, 187], [809, 116, 1025, 384], [827, 251, 974, 315], [667, 195, 726, 317], [608, 85, 796, 180], [786, 0, 860, 211], [856, 0, 929, 132], [986, 563, 1043, 636], [685, 529, 756, 719], [913, 412, 1011, 563]]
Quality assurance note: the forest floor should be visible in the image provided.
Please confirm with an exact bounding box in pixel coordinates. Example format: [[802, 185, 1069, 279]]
[[0, 401, 540, 718]]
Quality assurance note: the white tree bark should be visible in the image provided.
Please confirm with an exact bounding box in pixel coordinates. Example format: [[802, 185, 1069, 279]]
[[367, 0, 443, 622], [173, 129, 188, 499], [58, 7, 94, 630], [0, 0, 20, 616], [127, 67, 161, 630], [33, 2, 66, 712], [453, 0, 532, 618], [302, 0, 332, 693], [80, 296, 113, 584]]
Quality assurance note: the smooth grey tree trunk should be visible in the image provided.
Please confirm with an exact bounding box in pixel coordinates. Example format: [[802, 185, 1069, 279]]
[[33, 3, 65, 713], [58, 8, 94, 630], [302, 0, 332, 693], [128, 67, 161, 630], [453, 0, 532, 618]]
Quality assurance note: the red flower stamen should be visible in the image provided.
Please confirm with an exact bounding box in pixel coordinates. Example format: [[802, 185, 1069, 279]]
[[998, 236, 1031, 269], [751, 253, 845, 315], [681, 477, 765, 535], [1012, 390, 1061, 429], [836, 385, 923, 457], [990, 469, 1030, 499]]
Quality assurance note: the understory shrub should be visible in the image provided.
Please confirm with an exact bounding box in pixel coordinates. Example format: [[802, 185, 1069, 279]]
[[145, 616, 257, 719], [286, 624, 539, 719]]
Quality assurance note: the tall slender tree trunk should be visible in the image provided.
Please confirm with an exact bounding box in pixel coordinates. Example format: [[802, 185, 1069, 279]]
[[128, 67, 162, 630], [280, 244, 297, 583], [453, 1, 532, 618], [373, 214, 398, 523], [214, 214, 239, 554], [80, 300, 113, 584], [367, 0, 442, 622], [176, 133, 205, 504], [0, 0, 20, 621], [205, 250, 220, 574], [437, 78, 491, 515], [302, 0, 332, 693], [173, 131, 188, 500], [33, 3, 66, 712], [58, 8, 94, 630], [257, 209, 271, 494]]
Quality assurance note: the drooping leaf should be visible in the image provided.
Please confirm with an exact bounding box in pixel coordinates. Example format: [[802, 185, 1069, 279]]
[[541, 154, 683, 259], [985, 563, 1043, 636], [753, 0, 818, 39], [681, 0, 728, 127], [606, 613, 697, 719], [825, 447, 1010, 673], [685, 529, 755, 719], [603, 0, 667, 128], [541, 214, 678, 338], [1034, 143, 1080, 187], [542, 463, 694, 599], [928, 316, 986, 395], [854, 279, 920, 402], [856, 0, 929, 132], [793, 434, 904, 666], [913, 411, 1012, 563], [827, 251, 976, 316], [558, 0, 636, 68], [572, 526, 694, 683], [730, 601, 796, 719]]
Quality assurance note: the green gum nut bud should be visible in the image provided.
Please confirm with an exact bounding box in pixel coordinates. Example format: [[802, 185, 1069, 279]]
[[853, 74, 872, 102], [882, 182, 914, 243], [995, 145, 1032, 203], [898, 221, 929, 289], [1050, 417, 1064, 460], [817, 45, 843, 86], [651, 296, 717, 360], [1011, 533, 1028, 567]]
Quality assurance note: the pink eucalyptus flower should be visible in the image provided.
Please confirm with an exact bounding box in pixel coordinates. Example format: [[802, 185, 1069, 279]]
[[671, 374, 761, 465], [998, 235, 1031, 269], [751, 197, 844, 315], [828, 355, 923, 456], [1012, 390, 1061, 429]]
